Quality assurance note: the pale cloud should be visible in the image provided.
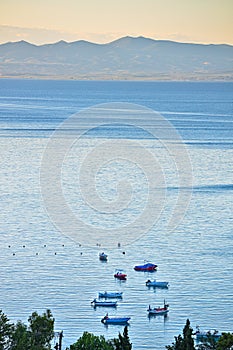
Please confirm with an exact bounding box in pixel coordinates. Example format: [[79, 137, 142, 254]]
[[0, 25, 79, 44], [0, 25, 129, 45], [74, 32, 128, 44], [150, 32, 215, 45]]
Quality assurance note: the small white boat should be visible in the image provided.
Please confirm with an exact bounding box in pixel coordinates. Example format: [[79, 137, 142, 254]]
[[147, 300, 169, 316], [99, 252, 108, 261], [99, 291, 123, 299], [146, 279, 169, 288], [91, 299, 117, 307]]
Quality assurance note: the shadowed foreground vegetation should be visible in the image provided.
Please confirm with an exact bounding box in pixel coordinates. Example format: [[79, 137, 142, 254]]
[[166, 319, 233, 350], [1, 309, 233, 349], [0, 309, 131, 350]]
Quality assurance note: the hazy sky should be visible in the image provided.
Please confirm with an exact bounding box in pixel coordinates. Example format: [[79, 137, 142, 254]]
[[1, 0, 233, 44]]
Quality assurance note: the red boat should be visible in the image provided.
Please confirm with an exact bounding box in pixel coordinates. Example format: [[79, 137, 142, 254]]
[[134, 263, 157, 271], [114, 270, 127, 280], [147, 300, 169, 316]]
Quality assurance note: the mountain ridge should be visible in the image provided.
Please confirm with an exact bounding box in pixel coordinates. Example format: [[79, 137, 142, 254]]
[[0, 36, 232, 80], [2, 36, 233, 48]]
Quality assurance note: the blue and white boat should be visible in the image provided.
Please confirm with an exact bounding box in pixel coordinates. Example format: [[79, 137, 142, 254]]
[[99, 252, 108, 261], [146, 279, 169, 288], [99, 291, 123, 299], [195, 327, 221, 341], [101, 314, 130, 325], [91, 299, 117, 307]]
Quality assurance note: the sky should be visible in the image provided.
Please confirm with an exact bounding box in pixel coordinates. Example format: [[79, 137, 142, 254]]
[[0, 0, 233, 45]]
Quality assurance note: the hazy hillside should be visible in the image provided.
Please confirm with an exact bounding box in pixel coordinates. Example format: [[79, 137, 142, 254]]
[[0, 36, 232, 80]]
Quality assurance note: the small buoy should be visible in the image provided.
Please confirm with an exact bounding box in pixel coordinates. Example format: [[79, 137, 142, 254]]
[[13, 253, 15, 256], [23, 245, 25, 248], [55, 252, 57, 255], [80, 252, 83, 255], [62, 244, 64, 247], [44, 244, 46, 247], [8, 245, 11, 248], [118, 243, 121, 248], [36, 253, 38, 255], [122, 251, 125, 255]]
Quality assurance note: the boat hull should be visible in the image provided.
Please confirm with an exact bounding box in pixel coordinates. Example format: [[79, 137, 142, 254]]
[[147, 302, 169, 316], [195, 332, 221, 341], [99, 253, 108, 261], [114, 274, 127, 280], [92, 301, 117, 307], [101, 317, 130, 325], [99, 292, 123, 298], [146, 281, 169, 288], [134, 263, 157, 271], [148, 309, 169, 316]]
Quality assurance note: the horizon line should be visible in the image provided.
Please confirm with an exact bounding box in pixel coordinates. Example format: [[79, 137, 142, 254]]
[[1, 35, 233, 47]]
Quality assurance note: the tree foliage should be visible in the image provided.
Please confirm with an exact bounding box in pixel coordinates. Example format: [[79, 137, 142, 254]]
[[166, 319, 195, 350], [216, 332, 233, 350], [0, 310, 13, 350], [197, 331, 233, 350], [167, 320, 233, 350], [111, 327, 132, 350], [28, 309, 54, 350], [10, 321, 31, 350], [3, 308, 233, 350], [68, 331, 113, 350], [67, 326, 132, 350], [0, 309, 54, 350], [196, 330, 219, 350]]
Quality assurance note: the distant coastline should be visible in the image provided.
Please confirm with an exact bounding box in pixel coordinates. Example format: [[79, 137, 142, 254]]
[[1, 36, 232, 81], [1, 75, 232, 81]]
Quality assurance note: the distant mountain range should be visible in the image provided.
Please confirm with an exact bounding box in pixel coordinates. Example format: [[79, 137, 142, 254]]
[[0, 36, 232, 80]]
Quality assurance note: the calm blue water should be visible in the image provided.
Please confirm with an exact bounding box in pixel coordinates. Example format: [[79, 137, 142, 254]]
[[0, 79, 233, 349]]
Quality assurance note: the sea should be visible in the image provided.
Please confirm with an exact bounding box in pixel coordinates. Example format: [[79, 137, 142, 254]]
[[0, 79, 232, 349]]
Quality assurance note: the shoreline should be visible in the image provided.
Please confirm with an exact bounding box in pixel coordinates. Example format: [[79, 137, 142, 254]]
[[1, 75, 233, 82]]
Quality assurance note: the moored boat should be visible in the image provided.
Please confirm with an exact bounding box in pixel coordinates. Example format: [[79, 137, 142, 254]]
[[194, 327, 221, 341], [134, 262, 157, 271], [101, 314, 130, 325], [146, 279, 169, 288], [91, 299, 117, 307], [147, 300, 169, 315], [114, 270, 127, 280], [99, 252, 108, 261], [99, 291, 123, 298]]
